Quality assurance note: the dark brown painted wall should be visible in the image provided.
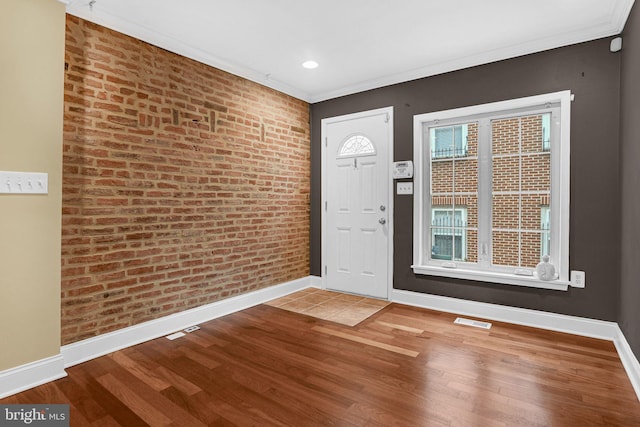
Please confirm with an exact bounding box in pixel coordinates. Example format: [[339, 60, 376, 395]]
[[620, 3, 640, 356], [311, 38, 622, 322]]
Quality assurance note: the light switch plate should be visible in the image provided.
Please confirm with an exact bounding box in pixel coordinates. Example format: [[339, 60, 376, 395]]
[[397, 182, 413, 195], [0, 171, 48, 194]]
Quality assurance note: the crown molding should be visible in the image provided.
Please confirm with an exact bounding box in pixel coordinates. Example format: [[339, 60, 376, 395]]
[[63, 4, 311, 102], [613, 0, 637, 33], [309, 17, 630, 102], [62, 0, 636, 103]]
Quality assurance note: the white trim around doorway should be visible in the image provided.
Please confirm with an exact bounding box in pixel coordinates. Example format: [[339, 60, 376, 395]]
[[320, 106, 394, 300]]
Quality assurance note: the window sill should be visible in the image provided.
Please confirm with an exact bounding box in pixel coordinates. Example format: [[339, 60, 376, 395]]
[[412, 265, 570, 291]]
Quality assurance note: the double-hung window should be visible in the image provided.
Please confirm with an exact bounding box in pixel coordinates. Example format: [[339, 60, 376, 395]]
[[412, 91, 571, 290]]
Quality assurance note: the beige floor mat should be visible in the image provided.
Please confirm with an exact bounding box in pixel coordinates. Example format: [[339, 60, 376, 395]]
[[265, 288, 390, 326]]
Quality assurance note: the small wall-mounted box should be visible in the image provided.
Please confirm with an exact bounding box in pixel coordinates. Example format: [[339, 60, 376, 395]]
[[0, 171, 48, 194], [393, 161, 413, 179]]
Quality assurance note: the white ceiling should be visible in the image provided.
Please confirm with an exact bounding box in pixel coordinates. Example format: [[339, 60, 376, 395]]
[[63, 0, 635, 103]]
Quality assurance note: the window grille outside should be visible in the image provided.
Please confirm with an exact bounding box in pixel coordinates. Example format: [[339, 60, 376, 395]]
[[431, 125, 468, 159], [431, 208, 467, 261]]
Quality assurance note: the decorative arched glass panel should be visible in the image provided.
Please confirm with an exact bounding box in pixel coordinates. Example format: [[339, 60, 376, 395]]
[[338, 134, 376, 158]]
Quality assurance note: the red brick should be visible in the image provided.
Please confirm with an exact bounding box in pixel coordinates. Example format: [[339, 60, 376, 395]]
[[62, 16, 310, 345]]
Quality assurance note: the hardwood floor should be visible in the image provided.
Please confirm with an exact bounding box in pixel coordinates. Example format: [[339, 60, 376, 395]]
[[3, 301, 640, 426]]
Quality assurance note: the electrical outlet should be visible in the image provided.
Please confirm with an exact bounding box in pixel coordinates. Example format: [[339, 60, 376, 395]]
[[571, 270, 586, 288], [183, 325, 200, 333]]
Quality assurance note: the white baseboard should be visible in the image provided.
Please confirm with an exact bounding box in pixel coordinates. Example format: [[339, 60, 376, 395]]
[[613, 325, 640, 400], [309, 275, 322, 288], [391, 289, 619, 340], [0, 355, 67, 400], [391, 289, 640, 402], [62, 276, 313, 368]]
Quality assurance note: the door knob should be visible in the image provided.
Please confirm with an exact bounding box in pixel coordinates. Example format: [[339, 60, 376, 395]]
[[379, 218, 386, 225]]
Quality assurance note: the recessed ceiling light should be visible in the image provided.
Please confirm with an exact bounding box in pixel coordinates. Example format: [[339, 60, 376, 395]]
[[302, 60, 319, 69]]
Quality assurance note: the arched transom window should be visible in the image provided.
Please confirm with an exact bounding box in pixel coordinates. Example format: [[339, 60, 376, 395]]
[[337, 134, 376, 158]]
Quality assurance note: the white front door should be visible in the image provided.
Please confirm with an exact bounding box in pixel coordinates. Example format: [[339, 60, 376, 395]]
[[321, 107, 393, 299]]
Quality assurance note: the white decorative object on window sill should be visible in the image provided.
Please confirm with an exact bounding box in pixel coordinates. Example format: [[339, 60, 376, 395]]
[[536, 255, 557, 281]]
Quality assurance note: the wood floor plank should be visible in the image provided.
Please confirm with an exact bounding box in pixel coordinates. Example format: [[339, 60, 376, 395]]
[[77, 368, 153, 426], [312, 325, 420, 357], [55, 374, 110, 424], [2, 299, 639, 426], [209, 334, 359, 416], [89, 414, 122, 427], [95, 373, 174, 427], [178, 344, 223, 370], [154, 365, 202, 396], [102, 368, 207, 427], [375, 320, 425, 334], [159, 389, 224, 426], [108, 350, 172, 392]]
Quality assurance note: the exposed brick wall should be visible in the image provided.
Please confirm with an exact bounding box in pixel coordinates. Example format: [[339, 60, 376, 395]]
[[61, 16, 310, 344]]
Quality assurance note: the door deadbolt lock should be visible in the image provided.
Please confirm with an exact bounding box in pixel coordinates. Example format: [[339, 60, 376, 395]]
[[380, 205, 386, 211], [379, 218, 386, 225]]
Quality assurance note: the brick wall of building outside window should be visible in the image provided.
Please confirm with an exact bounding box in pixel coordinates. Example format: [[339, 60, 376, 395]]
[[61, 16, 310, 345], [431, 117, 550, 268]]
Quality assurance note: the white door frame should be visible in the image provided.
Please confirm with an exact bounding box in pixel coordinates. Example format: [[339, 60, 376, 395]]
[[321, 106, 394, 299]]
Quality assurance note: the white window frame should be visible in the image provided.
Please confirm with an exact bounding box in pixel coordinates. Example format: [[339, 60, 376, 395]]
[[542, 113, 551, 152], [540, 205, 551, 257], [412, 91, 571, 291]]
